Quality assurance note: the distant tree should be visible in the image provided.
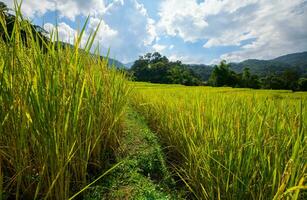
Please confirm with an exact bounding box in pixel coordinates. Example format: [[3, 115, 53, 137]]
[[131, 54, 306, 90], [130, 56, 151, 82], [241, 68, 260, 88], [281, 69, 299, 90], [298, 78, 307, 91], [208, 60, 238, 87], [167, 65, 202, 86], [130, 52, 202, 85], [261, 74, 286, 89], [242, 67, 251, 87], [150, 61, 170, 83], [208, 62, 223, 86], [259, 69, 301, 90]]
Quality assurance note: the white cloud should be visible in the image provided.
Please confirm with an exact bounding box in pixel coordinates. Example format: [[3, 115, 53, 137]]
[[88, 17, 118, 47], [2, 0, 54, 17], [144, 18, 157, 46], [157, 0, 208, 42], [44, 18, 118, 49], [158, 0, 307, 62], [169, 53, 204, 64], [52, 0, 107, 21], [3, 0, 108, 20], [44, 22, 77, 44], [218, 0, 307, 62], [203, 31, 254, 48], [157, 0, 258, 43], [152, 43, 167, 52], [100, 0, 158, 62]]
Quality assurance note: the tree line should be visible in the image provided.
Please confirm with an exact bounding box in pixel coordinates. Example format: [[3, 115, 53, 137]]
[[129, 52, 202, 86], [130, 52, 307, 91], [208, 60, 307, 91]]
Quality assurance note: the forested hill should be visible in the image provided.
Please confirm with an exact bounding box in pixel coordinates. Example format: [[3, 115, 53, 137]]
[[273, 51, 307, 66], [185, 64, 213, 81], [102, 56, 126, 68], [187, 52, 307, 81], [229, 52, 307, 76]]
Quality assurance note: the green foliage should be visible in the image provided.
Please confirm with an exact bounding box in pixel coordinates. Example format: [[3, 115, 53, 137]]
[[261, 74, 286, 89], [188, 52, 307, 84], [208, 61, 306, 91], [230, 51, 307, 77], [208, 60, 239, 87], [0, 3, 129, 199], [130, 52, 202, 86], [241, 68, 261, 88], [261, 70, 300, 90], [298, 78, 307, 91], [186, 64, 213, 82], [282, 69, 300, 90], [273, 51, 307, 69]]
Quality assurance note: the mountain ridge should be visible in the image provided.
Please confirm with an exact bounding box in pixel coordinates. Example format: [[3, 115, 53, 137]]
[[187, 51, 307, 80]]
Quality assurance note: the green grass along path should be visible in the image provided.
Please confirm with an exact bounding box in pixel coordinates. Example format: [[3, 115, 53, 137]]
[[85, 108, 185, 200]]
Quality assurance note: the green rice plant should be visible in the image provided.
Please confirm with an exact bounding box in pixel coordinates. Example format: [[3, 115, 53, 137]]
[[0, 2, 129, 199], [131, 83, 307, 199]]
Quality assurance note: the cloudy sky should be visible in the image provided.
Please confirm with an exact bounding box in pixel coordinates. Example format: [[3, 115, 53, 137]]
[[4, 0, 307, 64]]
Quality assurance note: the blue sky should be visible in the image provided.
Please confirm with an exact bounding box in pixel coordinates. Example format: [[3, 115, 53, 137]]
[[4, 0, 307, 64]]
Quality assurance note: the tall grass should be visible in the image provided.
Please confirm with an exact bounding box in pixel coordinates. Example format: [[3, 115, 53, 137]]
[[0, 4, 129, 199], [131, 83, 306, 199]]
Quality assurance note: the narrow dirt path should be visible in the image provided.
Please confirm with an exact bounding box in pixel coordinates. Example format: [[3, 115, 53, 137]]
[[85, 108, 185, 200]]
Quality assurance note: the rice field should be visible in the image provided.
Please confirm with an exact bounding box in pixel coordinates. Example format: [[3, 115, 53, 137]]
[[0, 8, 129, 199], [1, 4, 306, 200], [131, 82, 307, 199]]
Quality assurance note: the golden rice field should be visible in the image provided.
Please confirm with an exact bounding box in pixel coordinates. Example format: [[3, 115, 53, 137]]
[[131, 82, 307, 200], [0, 11, 129, 199], [1, 5, 306, 200]]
